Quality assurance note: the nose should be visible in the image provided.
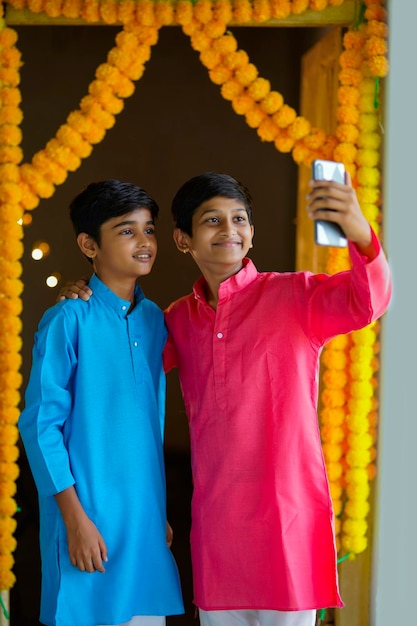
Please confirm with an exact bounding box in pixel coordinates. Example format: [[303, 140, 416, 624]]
[[221, 219, 237, 236]]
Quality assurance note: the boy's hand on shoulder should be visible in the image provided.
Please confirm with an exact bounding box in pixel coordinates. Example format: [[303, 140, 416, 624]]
[[307, 172, 375, 256], [57, 278, 92, 303]]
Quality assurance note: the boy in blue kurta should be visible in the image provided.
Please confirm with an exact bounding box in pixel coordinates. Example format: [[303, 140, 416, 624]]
[[19, 179, 184, 626]]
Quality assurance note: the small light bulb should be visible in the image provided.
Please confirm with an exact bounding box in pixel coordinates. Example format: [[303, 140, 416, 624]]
[[46, 273, 61, 288], [32, 248, 43, 261]]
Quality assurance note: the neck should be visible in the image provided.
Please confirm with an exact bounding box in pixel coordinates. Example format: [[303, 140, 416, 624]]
[[200, 260, 245, 310], [95, 272, 137, 304]]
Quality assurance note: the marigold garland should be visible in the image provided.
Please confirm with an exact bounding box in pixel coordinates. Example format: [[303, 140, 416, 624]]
[[0, 0, 389, 592]]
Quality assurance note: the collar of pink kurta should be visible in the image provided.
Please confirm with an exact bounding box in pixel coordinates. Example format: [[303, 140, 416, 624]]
[[192, 257, 257, 304]]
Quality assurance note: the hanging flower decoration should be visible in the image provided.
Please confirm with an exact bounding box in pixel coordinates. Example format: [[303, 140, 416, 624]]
[[0, 0, 389, 591]]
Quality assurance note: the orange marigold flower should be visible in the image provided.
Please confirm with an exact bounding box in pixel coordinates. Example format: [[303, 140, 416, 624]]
[[333, 142, 357, 164], [135, 0, 156, 26], [321, 349, 347, 370], [343, 29, 366, 51], [336, 123, 359, 144], [338, 67, 362, 88], [209, 65, 232, 85], [154, 1, 174, 26], [193, 0, 213, 24], [0, 87, 21, 107], [0, 28, 18, 48], [190, 31, 212, 52], [0, 569, 16, 591], [212, 33, 238, 54], [0, 67, 20, 88], [292, 142, 312, 167], [233, 0, 253, 23], [338, 85, 360, 106], [0, 124, 22, 147], [204, 19, 227, 39], [322, 369, 348, 389], [292, 0, 309, 13], [273, 131, 295, 154], [287, 116, 311, 140], [247, 77, 270, 102], [20, 164, 54, 199], [99, 0, 119, 24], [368, 55, 389, 78], [45, 136, 82, 170], [0, 181, 21, 205], [223, 49, 249, 71], [256, 118, 279, 142], [0, 164, 20, 184], [62, 0, 83, 19], [0, 482, 17, 499], [302, 127, 326, 151], [326, 461, 343, 482], [220, 78, 244, 101], [129, 24, 159, 46], [200, 49, 222, 70], [231, 95, 254, 115], [339, 49, 363, 70], [117, 0, 137, 25], [81, 0, 101, 21], [259, 90, 283, 115], [56, 124, 93, 159], [273, 104, 296, 129], [235, 63, 258, 87], [336, 104, 360, 125], [270, 0, 292, 20], [245, 106, 266, 129], [309, 0, 328, 10], [213, 0, 233, 23], [0, 105, 23, 126], [175, 0, 194, 25], [364, 5, 387, 22], [366, 19, 388, 39], [0, 47, 22, 71], [252, 0, 271, 23], [321, 388, 346, 409]]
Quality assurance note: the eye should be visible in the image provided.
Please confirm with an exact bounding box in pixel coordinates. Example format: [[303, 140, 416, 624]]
[[120, 228, 133, 235], [206, 217, 219, 224], [144, 227, 155, 235], [234, 215, 246, 222]]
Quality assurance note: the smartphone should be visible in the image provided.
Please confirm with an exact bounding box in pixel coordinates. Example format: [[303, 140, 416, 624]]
[[312, 159, 347, 247]]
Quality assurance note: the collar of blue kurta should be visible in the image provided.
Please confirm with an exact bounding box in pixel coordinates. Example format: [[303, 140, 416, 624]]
[[88, 274, 144, 319], [192, 257, 258, 304]]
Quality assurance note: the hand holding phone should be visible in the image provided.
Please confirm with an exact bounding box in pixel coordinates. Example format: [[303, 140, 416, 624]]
[[311, 159, 348, 248]]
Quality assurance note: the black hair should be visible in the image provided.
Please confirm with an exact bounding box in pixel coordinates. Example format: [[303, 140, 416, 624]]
[[69, 179, 159, 246], [171, 172, 253, 236]]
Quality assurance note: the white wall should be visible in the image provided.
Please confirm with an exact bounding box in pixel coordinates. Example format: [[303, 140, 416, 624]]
[[371, 2, 417, 623]]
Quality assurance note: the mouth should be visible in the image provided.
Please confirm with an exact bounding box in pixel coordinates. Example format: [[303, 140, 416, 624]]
[[213, 240, 242, 247], [133, 252, 152, 260]]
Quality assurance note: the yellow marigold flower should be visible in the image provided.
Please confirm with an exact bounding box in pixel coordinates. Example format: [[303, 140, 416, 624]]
[[256, 118, 279, 142], [231, 95, 254, 115], [235, 63, 258, 88], [357, 166, 380, 188], [343, 517, 368, 538], [348, 399, 372, 422], [270, 0, 292, 20], [204, 19, 227, 39], [336, 105, 359, 126], [200, 49, 222, 70], [361, 203, 379, 222], [212, 33, 238, 54], [358, 94, 376, 114], [348, 433, 373, 452], [338, 67, 362, 88], [332, 499, 343, 517], [245, 106, 266, 129], [350, 380, 374, 400], [0, 496, 17, 517], [350, 361, 374, 380], [233, 0, 253, 23], [341, 534, 368, 556], [273, 104, 296, 129], [345, 448, 371, 468], [191, 31, 212, 52], [247, 77, 270, 102], [346, 413, 370, 436], [344, 499, 370, 519], [345, 467, 368, 484], [221, 78, 243, 101], [352, 326, 377, 345], [359, 112, 379, 133], [209, 65, 232, 85], [346, 482, 371, 502], [356, 185, 379, 204], [252, 0, 271, 23], [358, 131, 381, 150], [0, 445, 19, 464]]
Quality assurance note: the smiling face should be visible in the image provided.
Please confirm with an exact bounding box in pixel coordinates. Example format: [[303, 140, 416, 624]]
[[174, 196, 254, 277], [77, 207, 157, 293]]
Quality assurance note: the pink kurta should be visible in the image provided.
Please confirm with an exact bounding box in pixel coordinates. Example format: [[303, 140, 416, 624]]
[[164, 233, 391, 612]]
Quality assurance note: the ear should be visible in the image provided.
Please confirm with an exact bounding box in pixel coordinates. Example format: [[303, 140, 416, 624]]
[[77, 233, 98, 260], [173, 228, 191, 254], [249, 225, 255, 248]]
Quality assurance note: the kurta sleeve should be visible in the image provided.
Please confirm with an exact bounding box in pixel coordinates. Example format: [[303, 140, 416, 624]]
[[295, 229, 392, 345], [19, 304, 78, 497]]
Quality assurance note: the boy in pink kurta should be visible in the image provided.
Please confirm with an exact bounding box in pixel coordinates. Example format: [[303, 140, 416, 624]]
[[164, 172, 391, 626]]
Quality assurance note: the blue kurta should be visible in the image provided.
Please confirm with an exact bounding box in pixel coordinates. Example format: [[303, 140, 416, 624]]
[[19, 275, 183, 626]]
